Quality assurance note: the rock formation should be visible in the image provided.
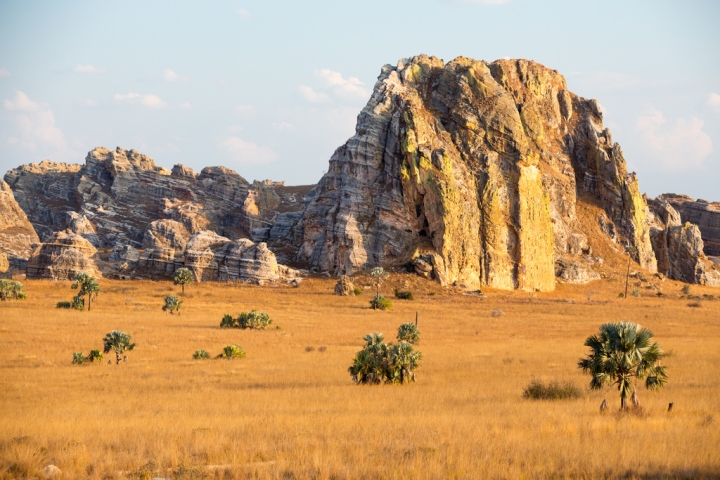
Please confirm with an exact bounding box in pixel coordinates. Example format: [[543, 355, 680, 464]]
[[0, 178, 40, 271], [334, 275, 355, 296], [663, 194, 720, 259], [292, 55, 655, 290], [4, 147, 313, 249], [648, 197, 720, 286], [26, 230, 102, 280]]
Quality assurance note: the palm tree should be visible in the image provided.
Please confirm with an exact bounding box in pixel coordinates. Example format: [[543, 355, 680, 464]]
[[71, 272, 100, 311], [348, 333, 388, 384], [173, 268, 194, 295], [370, 267, 389, 310], [162, 295, 182, 315], [387, 341, 422, 384], [397, 322, 420, 344], [103, 330, 135, 365], [578, 321, 668, 410]]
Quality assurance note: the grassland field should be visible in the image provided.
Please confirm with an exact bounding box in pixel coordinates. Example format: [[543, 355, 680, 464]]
[[0, 271, 719, 479]]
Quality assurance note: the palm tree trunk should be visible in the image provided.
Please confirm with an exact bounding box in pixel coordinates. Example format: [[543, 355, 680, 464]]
[[621, 396, 626, 410], [116, 352, 120, 365], [87, 295, 91, 312], [182, 283, 185, 295]]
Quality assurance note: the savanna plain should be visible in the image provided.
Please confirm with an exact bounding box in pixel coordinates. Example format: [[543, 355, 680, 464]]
[[1, 274, 719, 479]]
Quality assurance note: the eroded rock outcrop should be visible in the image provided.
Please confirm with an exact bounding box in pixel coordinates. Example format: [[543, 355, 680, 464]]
[[26, 230, 101, 280], [0, 179, 40, 271], [334, 275, 355, 296], [664, 194, 720, 258], [293, 55, 655, 290], [648, 197, 720, 286]]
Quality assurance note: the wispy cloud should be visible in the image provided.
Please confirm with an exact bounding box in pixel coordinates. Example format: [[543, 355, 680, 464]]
[[709, 93, 720, 114], [298, 85, 329, 103], [114, 93, 167, 108], [163, 68, 189, 83], [218, 137, 278, 165], [3, 90, 72, 157], [315, 69, 369, 100], [74, 64, 107, 74], [0, 67, 10, 78], [237, 8, 252, 18], [636, 108, 712, 170]]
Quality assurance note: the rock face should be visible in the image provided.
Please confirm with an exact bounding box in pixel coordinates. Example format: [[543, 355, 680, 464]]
[[26, 230, 102, 280], [293, 55, 655, 290], [334, 275, 355, 296], [648, 197, 720, 286], [663, 194, 720, 258], [4, 147, 313, 248], [0, 178, 40, 270]]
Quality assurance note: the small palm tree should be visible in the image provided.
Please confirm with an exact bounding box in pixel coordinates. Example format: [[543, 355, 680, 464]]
[[87, 349, 103, 363], [103, 330, 135, 365], [162, 295, 182, 315], [72, 352, 86, 364], [217, 344, 246, 360], [173, 268, 194, 295], [193, 349, 210, 360], [370, 267, 389, 310], [72, 272, 100, 311], [578, 321, 668, 410], [397, 322, 420, 344], [386, 341, 422, 384]]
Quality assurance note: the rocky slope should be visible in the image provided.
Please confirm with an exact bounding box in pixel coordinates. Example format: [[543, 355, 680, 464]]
[[663, 194, 720, 258], [292, 55, 655, 291], [0, 178, 40, 271], [4, 147, 313, 251]]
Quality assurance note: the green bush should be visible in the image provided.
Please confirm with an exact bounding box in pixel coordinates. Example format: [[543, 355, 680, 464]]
[[71, 295, 85, 310], [193, 349, 210, 360], [220, 310, 272, 329], [162, 294, 182, 315], [217, 344, 246, 360], [522, 380, 582, 400], [370, 296, 393, 310], [394, 289, 414, 300], [72, 352, 86, 365], [353, 287, 363, 296], [348, 328, 422, 385], [87, 349, 103, 363], [56, 301, 72, 309], [0, 280, 26, 301], [397, 322, 420, 344], [631, 288, 640, 297]]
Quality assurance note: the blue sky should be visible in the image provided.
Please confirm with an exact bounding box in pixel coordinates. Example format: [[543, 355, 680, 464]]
[[1, 0, 718, 199]]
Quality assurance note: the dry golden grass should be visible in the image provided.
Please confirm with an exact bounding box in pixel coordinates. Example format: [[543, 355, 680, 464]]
[[1, 273, 719, 479]]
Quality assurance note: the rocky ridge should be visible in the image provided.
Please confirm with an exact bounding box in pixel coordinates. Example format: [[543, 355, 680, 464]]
[[0, 178, 40, 271]]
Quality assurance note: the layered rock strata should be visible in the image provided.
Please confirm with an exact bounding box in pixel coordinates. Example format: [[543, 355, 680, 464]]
[[26, 230, 102, 280], [0, 179, 40, 270], [664, 194, 720, 258], [294, 55, 655, 290]]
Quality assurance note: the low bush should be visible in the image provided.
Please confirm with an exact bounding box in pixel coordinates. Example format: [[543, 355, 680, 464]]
[[162, 294, 182, 315], [522, 380, 582, 400], [681, 284, 691, 295], [220, 310, 272, 329], [370, 296, 393, 310], [192, 349, 210, 360], [348, 328, 422, 385], [72, 352, 86, 365], [0, 280, 26, 301], [71, 295, 84, 310], [56, 301, 72, 309], [72, 349, 103, 365], [631, 288, 640, 297], [394, 289, 414, 300], [353, 287, 363, 296], [397, 322, 420, 344], [217, 344, 246, 360]]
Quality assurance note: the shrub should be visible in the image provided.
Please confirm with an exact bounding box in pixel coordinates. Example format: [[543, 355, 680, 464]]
[[56, 301, 72, 309], [369, 296, 392, 310], [631, 288, 640, 297], [192, 349, 210, 360], [217, 344, 246, 360], [173, 268, 194, 294], [72, 352, 86, 365], [220, 314, 236, 328], [688, 301, 702, 308], [523, 380, 582, 400], [71, 295, 85, 310], [348, 329, 422, 385], [394, 289, 414, 300], [397, 322, 420, 344], [617, 292, 625, 298], [162, 294, 182, 315], [490, 309, 503, 317], [0, 280, 26, 301], [353, 287, 363, 296], [87, 349, 103, 363], [681, 284, 691, 295]]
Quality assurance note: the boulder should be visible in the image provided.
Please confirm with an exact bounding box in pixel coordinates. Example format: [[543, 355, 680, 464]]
[[334, 275, 355, 296], [142, 219, 191, 250], [26, 229, 101, 280], [555, 258, 600, 284], [109, 244, 140, 262]]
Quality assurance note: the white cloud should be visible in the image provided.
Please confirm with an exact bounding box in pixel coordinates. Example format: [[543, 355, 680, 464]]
[[114, 92, 167, 108], [0, 67, 10, 77], [298, 85, 329, 103], [315, 69, 369, 100], [709, 93, 720, 114], [180, 102, 192, 110], [4, 90, 40, 111], [237, 8, 252, 18], [218, 137, 278, 165], [163, 69, 179, 82], [2, 90, 70, 155], [236, 104, 256, 115], [272, 121, 295, 132], [74, 64, 107, 74], [636, 109, 713, 170]]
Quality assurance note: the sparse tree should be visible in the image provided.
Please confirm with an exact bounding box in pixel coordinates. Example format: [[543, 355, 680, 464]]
[[173, 268, 194, 295], [397, 322, 420, 344], [103, 330, 135, 365], [370, 267, 389, 310], [578, 321, 667, 410], [386, 341, 422, 384], [71, 272, 100, 311], [162, 295, 182, 315]]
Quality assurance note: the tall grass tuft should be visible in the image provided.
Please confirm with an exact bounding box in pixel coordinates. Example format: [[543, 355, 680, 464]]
[[522, 380, 582, 400]]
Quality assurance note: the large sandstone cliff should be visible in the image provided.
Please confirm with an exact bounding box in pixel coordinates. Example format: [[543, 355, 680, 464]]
[[663, 194, 720, 259], [0, 178, 40, 270], [293, 55, 656, 290]]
